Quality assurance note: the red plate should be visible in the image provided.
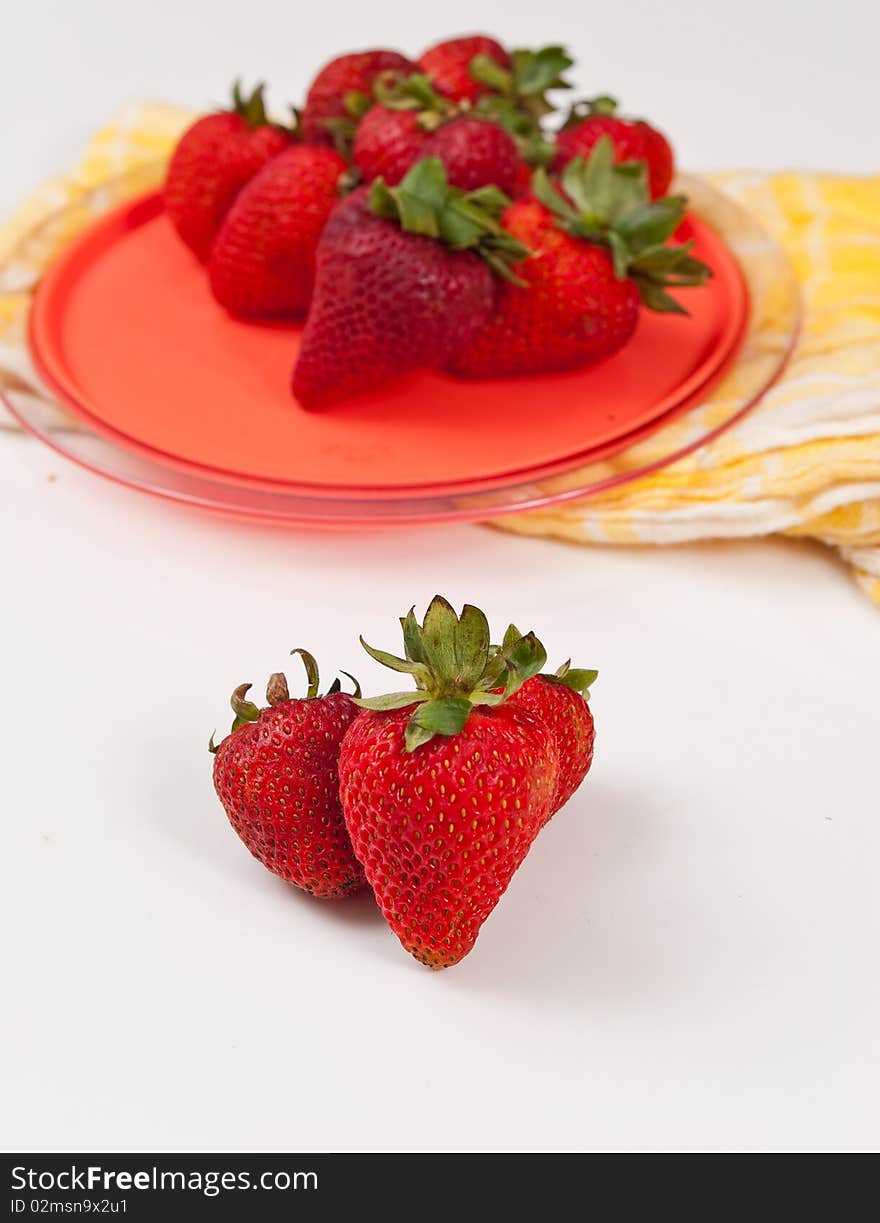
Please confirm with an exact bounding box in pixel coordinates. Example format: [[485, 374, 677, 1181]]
[[29, 190, 746, 496]]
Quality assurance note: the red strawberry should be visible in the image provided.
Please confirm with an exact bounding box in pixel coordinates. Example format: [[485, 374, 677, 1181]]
[[291, 158, 529, 408], [513, 159, 535, 198], [352, 106, 429, 185], [339, 598, 558, 968], [300, 49, 417, 147], [418, 34, 511, 104], [210, 651, 366, 899], [422, 116, 519, 194], [165, 81, 293, 262], [208, 144, 346, 317], [449, 137, 712, 378], [351, 71, 451, 186], [555, 95, 675, 198], [509, 657, 597, 818]]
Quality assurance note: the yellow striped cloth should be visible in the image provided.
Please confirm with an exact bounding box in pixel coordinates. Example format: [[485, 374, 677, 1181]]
[[1, 104, 878, 605]]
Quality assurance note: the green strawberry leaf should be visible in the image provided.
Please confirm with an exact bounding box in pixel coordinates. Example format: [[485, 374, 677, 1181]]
[[452, 604, 491, 691], [343, 90, 372, 120], [230, 682, 260, 731], [359, 634, 429, 680], [616, 195, 688, 251], [405, 697, 473, 752], [400, 606, 426, 664], [355, 691, 429, 711], [500, 631, 547, 697], [632, 280, 689, 314], [231, 80, 270, 128], [512, 45, 574, 96], [557, 667, 598, 693], [371, 159, 531, 279], [468, 53, 513, 94]]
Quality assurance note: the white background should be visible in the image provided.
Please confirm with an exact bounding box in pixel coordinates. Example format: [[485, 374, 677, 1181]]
[[2, 0, 879, 1153]]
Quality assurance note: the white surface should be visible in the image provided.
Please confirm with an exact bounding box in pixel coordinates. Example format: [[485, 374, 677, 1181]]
[[2, 0, 879, 1155]]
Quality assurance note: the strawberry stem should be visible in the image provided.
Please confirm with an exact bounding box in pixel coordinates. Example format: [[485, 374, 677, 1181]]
[[369, 158, 531, 282], [356, 596, 547, 752]]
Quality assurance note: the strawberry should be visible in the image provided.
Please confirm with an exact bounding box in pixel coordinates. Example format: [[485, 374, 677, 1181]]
[[339, 598, 558, 968], [351, 73, 449, 186], [210, 651, 365, 898], [508, 648, 597, 818], [352, 74, 520, 194], [300, 49, 417, 148], [555, 95, 675, 198], [208, 144, 346, 317], [352, 106, 429, 186], [165, 81, 293, 262], [449, 137, 713, 378], [418, 34, 511, 105], [291, 158, 530, 408], [422, 116, 520, 195]]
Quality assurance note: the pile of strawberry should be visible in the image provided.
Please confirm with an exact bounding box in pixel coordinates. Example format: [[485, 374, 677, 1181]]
[[166, 34, 712, 407], [210, 598, 597, 969]]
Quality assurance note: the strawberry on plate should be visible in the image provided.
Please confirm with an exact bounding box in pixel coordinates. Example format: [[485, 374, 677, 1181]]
[[352, 105, 430, 186], [422, 115, 520, 195], [300, 49, 417, 148], [165, 81, 293, 262], [291, 157, 530, 408], [418, 34, 511, 105], [339, 597, 558, 968], [448, 136, 713, 378], [351, 71, 449, 186], [353, 72, 520, 194], [555, 95, 675, 198], [208, 144, 346, 317], [210, 650, 365, 899]]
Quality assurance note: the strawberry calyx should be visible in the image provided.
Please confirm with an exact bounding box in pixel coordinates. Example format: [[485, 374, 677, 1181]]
[[548, 659, 598, 694], [499, 627, 598, 696], [369, 157, 531, 282], [320, 90, 375, 156], [532, 135, 713, 314], [470, 45, 573, 120], [355, 596, 547, 752], [535, 657, 598, 695], [559, 94, 620, 130], [372, 71, 453, 132], [208, 651, 361, 753], [471, 45, 573, 167], [231, 80, 271, 127], [230, 80, 299, 136]]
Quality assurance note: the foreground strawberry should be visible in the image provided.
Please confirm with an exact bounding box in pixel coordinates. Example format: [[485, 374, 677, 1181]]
[[208, 144, 346, 317], [555, 95, 674, 198], [165, 81, 293, 262], [210, 651, 365, 898], [300, 49, 417, 148], [449, 137, 712, 378], [339, 598, 558, 968], [508, 645, 597, 818], [292, 158, 530, 408], [418, 34, 511, 104]]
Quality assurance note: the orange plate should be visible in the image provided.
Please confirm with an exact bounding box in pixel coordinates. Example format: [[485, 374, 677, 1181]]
[[30, 191, 746, 494]]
